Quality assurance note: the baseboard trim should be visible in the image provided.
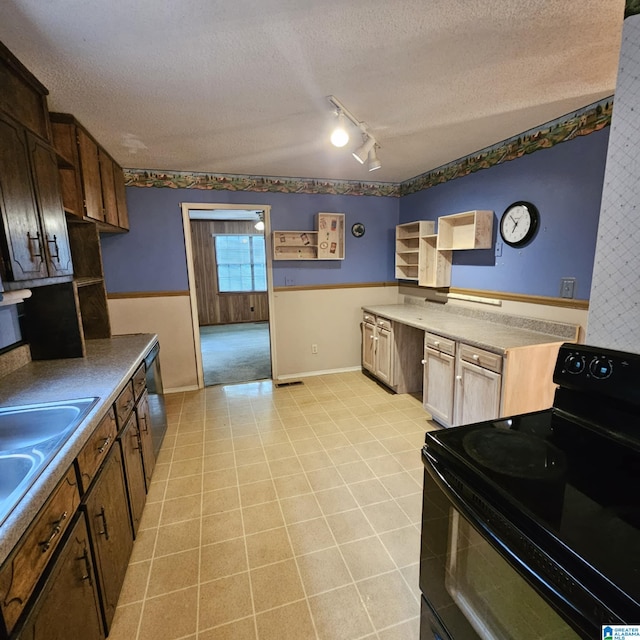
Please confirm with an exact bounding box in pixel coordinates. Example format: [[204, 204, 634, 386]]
[[164, 384, 200, 394], [275, 366, 361, 381]]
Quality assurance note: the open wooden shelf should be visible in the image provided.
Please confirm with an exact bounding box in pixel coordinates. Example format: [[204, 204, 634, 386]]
[[273, 213, 345, 260], [436, 210, 493, 250]]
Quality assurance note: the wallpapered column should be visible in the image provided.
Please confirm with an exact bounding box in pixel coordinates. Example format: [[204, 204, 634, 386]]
[[587, 14, 640, 350]]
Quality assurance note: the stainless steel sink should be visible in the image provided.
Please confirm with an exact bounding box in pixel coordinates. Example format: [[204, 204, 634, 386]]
[[0, 453, 39, 502], [0, 397, 98, 527], [0, 399, 97, 452]]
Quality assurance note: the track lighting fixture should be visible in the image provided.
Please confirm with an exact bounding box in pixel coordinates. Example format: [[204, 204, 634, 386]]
[[352, 135, 376, 165], [330, 111, 349, 147], [368, 145, 381, 172], [327, 95, 382, 171], [254, 211, 265, 231]]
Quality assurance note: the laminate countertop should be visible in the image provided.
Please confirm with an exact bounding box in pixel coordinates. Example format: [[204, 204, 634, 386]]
[[362, 303, 579, 353], [0, 333, 158, 564]]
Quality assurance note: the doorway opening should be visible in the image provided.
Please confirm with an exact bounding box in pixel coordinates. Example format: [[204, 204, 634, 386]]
[[181, 204, 277, 388]]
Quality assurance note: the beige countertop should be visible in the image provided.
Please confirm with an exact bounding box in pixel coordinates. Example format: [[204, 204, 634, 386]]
[[0, 333, 157, 564], [362, 303, 578, 353]]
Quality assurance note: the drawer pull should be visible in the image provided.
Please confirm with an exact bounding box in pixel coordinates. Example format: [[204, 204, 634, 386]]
[[97, 436, 111, 454], [97, 506, 110, 540], [434, 341, 440, 347], [80, 548, 94, 586], [39, 511, 68, 552], [472, 354, 480, 361]]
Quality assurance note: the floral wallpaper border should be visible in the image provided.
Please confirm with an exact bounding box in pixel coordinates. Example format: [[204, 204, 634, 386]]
[[125, 98, 612, 198]]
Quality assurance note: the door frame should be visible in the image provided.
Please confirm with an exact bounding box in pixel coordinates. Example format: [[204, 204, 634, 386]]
[[180, 202, 276, 388]]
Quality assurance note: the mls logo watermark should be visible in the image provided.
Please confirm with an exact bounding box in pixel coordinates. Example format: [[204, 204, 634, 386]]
[[603, 626, 640, 640]]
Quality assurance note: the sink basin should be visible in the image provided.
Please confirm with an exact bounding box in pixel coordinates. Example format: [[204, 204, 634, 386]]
[[0, 397, 98, 527], [0, 398, 98, 453], [0, 453, 39, 502]]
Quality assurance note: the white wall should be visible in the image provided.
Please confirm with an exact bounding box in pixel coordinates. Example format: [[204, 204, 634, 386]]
[[272, 285, 399, 379], [108, 295, 199, 392], [108, 285, 400, 389]]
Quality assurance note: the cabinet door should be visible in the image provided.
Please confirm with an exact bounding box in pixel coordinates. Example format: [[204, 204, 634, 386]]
[[136, 389, 156, 490], [118, 415, 147, 535], [15, 513, 104, 640], [375, 327, 393, 385], [454, 359, 502, 427], [83, 445, 133, 633], [423, 347, 455, 427], [98, 149, 119, 227], [26, 133, 73, 277], [0, 113, 48, 281], [76, 127, 104, 222], [112, 163, 129, 230], [362, 321, 375, 373]]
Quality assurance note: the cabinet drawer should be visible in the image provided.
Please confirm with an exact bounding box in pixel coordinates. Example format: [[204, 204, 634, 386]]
[[459, 343, 503, 373], [115, 382, 135, 428], [363, 313, 375, 325], [0, 466, 80, 633], [376, 317, 392, 331], [425, 332, 456, 356], [75, 407, 118, 494], [132, 363, 146, 401]]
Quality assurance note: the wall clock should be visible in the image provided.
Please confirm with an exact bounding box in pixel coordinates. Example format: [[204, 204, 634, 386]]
[[499, 201, 539, 247], [351, 222, 365, 238]]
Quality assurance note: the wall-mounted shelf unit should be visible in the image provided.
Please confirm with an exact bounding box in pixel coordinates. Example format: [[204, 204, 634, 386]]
[[396, 211, 493, 288], [395, 221, 434, 281], [419, 235, 452, 288], [436, 209, 493, 250], [273, 212, 345, 260]]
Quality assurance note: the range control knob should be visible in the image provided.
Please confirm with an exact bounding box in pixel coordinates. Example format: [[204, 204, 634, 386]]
[[564, 354, 585, 374], [589, 356, 613, 379]]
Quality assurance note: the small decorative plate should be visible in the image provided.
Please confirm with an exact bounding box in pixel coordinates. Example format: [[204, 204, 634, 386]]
[[351, 222, 365, 238]]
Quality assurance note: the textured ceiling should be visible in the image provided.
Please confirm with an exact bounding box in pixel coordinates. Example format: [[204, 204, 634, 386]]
[[0, 0, 626, 183]]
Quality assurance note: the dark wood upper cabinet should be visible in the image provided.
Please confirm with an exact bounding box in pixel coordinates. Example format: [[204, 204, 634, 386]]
[[49, 113, 129, 232]]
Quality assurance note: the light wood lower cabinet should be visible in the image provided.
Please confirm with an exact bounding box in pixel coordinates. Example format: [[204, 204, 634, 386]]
[[14, 512, 104, 640], [422, 347, 455, 426], [362, 313, 422, 394], [83, 445, 133, 633], [453, 358, 502, 426]]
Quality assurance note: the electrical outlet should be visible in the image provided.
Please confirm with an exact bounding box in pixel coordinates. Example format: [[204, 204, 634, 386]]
[[560, 277, 576, 299], [285, 277, 294, 286], [495, 241, 502, 257], [311, 344, 318, 354]]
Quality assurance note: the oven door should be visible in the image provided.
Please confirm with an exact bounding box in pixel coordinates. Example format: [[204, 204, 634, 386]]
[[420, 453, 583, 640]]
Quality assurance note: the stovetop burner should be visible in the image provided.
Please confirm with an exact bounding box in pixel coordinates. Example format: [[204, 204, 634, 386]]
[[462, 427, 567, 480]]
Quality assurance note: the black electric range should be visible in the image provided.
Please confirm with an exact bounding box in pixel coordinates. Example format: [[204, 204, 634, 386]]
[[420, 344, 640, 639]]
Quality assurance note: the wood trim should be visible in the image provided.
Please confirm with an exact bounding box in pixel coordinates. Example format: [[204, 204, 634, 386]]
[[449, 287, 589, 310], [107, 291, 190, 299], [273, 281, 397, 293]]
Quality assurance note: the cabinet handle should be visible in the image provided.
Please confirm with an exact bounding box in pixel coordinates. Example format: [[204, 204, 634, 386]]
[[421, 359, 427, 365], [46, 234, 60, 260], [80, 548, 94, 586], [456, 375, 463, 385], [434, 341, 440, 347], [472, 354, 480, 361], [140, 413, 149, 433], [39, 511, 68, 552], [97, 506, 110, 540], [97, 436, 111, 454], [27, 231, 43, 261]]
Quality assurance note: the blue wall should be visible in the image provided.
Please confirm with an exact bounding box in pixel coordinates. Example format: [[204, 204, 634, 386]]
[[100, 189, 399, 293], [101, 128, 609, 298], [400, 129, 610, 299]]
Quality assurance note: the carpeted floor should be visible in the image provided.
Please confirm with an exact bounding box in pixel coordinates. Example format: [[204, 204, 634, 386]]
[[200, 322, 271, 386]]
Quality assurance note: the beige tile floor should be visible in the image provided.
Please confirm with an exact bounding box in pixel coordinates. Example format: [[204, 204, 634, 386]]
[[107, 371, 439, 640]]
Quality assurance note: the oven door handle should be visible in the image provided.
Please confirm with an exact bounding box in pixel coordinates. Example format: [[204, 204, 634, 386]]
[[422, 449, 611, 636]]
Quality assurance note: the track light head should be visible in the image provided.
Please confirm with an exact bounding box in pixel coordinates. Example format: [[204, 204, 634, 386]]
[[368, 145, 381, 171], [330, 111, 349, 148], [352, 135, 376, 164]]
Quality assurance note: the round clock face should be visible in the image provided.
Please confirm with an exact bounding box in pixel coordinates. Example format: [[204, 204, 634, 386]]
[[351, 222, 365, 238], [500, 202, 539, 247]]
